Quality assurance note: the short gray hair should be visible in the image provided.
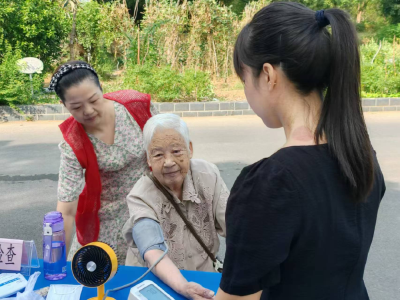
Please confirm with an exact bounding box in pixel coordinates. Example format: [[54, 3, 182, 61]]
[[143, 113, 190, 153]]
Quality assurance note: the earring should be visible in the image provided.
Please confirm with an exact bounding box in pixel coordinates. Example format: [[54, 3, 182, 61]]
[[149, 166, 153, 172]]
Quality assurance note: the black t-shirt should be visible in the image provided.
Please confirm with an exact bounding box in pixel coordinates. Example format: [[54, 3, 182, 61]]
[[220, 144, 385, 300]]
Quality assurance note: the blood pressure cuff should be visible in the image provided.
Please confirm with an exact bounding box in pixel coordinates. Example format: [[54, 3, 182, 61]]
[[132, 218, 167, 260]]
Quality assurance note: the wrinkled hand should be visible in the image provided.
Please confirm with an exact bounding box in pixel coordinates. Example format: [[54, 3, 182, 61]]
[[181, 282, 215, 300]]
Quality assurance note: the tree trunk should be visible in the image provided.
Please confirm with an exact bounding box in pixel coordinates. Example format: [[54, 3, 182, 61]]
[[137, 28, 141, 65], [69, 7, 78, 61], [356, 8, 363, 23], [356, 2, 366, 23], [133, 0, 140, 22], [393, 36, 396, 75]]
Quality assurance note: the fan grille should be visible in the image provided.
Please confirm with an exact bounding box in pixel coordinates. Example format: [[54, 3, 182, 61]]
[[72, 244, 113, 287]]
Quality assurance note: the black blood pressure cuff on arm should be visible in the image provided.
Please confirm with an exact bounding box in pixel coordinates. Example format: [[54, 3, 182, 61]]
[[132, 218, 167, 261]]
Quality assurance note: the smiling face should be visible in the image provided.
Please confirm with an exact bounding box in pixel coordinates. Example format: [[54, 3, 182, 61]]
[[147, 128, 193, 192], [63, 78, 106, 128]]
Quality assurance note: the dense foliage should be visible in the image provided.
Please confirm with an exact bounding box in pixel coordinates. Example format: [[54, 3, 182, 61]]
[[361, 40, 400, 97], [381, 0, 400, 24], [0, 0, 69, 67], [1, 0, 400, 105], [0, 44, 44, 106], [123, 63, 213, 101]]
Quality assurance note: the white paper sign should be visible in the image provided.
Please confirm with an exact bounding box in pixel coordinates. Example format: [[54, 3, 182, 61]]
[[0, 239, 23, 271]]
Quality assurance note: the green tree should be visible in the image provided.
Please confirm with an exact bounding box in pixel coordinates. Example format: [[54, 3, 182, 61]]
[[63, 0, 79, 60], [381, 0, 400, 24], [0, 0, 69, 68], [76, 1, 102, 63], [74, 1, 134, 76]]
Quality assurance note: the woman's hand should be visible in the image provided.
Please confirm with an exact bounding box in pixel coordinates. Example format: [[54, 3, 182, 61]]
[[179, 282, 215, 300]]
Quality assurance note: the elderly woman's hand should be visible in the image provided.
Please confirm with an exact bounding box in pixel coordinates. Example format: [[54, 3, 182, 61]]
[[143, 249, 215, 300], [180, 282, 215, 300]]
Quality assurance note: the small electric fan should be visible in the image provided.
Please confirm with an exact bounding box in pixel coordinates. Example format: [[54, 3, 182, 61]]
[[72, 242, 118, 300]]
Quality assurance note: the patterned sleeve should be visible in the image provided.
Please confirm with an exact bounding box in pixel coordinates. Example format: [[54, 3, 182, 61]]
[[123, 182, 160, 248], [57, 141, 84, 202], [150, 102, 159, 116], [211, 164, 228, 237]]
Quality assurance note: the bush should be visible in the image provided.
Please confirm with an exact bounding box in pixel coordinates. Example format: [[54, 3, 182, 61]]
[[141, 0, 238, 78], [356, 22, 367, 33], [361, 40, 400, 95], [0, 44, 44, 106], [182, 69, 214, 100], [123, 63, 214, 102], [381, 0, 400, 24], [375, 24, 400, 42], [92, 48, 117, 80]]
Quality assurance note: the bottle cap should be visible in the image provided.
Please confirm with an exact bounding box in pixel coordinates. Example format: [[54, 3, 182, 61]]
[[43, 211, 64, 233]]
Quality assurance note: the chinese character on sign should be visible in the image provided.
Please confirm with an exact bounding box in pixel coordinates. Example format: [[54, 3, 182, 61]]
[[6, 244, 16, 265], [0, 239, 23, 271], [0, 244, 4, 263]]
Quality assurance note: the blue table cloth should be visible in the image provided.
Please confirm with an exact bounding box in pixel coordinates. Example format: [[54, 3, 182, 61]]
[[32, 260, 221, 299]]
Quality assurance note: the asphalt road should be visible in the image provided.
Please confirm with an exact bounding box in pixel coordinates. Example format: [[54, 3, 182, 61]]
[[0, 113, 399, 299]]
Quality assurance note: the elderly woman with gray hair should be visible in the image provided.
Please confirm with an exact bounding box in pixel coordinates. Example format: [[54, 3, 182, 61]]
[[122, 113, 229, 300]]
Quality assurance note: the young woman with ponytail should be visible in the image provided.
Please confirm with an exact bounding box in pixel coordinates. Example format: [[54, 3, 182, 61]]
[[216, 3, 385, 300]]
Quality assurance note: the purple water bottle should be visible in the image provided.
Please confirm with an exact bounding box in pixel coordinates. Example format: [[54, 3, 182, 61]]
[[43, 211, 67, 280]]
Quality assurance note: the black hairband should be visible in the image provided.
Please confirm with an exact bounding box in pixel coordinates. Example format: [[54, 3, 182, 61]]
[[48, 63, 98, 92], [315, 10, 330, 28]]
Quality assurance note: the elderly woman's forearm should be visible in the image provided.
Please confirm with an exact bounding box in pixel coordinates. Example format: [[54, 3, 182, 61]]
[[144, 249, 188, 294]]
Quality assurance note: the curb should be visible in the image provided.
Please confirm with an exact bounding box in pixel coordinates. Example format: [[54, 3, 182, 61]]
[[1, 98, 400, 122]]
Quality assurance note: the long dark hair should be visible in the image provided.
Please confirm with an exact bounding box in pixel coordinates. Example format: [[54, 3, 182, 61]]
[[234, 2, 374, 203]]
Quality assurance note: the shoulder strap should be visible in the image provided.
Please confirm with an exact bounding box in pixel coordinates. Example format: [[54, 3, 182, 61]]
[[147, 172, 217, 263]]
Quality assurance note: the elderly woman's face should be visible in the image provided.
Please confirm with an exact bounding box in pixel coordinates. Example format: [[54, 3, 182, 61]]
[[148, 128, 193, 191]]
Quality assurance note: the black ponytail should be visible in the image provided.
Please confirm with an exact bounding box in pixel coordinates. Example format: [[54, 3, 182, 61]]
[[234, 2, 374, 203], [316, 9, 374, 202]]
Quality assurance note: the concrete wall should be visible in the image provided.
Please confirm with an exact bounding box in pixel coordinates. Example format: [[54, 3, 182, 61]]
[[1, 98, 400, 122]]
